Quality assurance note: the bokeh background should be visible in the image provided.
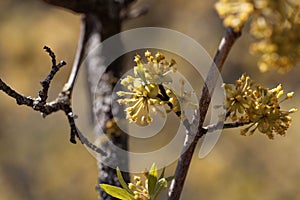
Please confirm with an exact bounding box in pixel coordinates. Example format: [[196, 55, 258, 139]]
[[0, 0, 300, 199]]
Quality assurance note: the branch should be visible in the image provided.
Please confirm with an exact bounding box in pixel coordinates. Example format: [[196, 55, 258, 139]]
[[0, 79, 34, 107], [0, 46, 106, 156], [63, 15, 90, 95], [39, 46, 66, 103], [42, 0, 136, 15], [168, 28, 241, 200], [42, 0, 101, 13], [202, 121, 252, 133]]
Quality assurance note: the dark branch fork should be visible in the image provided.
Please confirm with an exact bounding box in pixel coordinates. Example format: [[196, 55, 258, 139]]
[[0, 46, 106, 156]]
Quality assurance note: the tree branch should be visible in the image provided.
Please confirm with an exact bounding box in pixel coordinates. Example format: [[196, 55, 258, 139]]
[[42, 0, 103, 13], [202, 121, 252, 133], [63, 16, 90, 95], [168, 28, 241, 200], [42, 0, 135, 16], [0, 46, 107, 156], [39, 46, 66, 103], [40, 1, 143, 199], [0, 79, 35, 107], [82, 14, 131, 199]]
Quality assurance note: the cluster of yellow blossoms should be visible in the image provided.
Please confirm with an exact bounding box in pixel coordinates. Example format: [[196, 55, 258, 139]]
[[117, 51, 176, 125], [128, 176, 150, 200], [127, 164, 169, 200], [100, 164, 170, 200], [223, 74, 296, 139], [117, 51, 197, 126], [215, 0, 300, 73], [215, 0, 254, 32]]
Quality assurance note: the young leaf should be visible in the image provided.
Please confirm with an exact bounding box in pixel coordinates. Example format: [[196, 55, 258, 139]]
[[100, 184, 134, 200], [147, 163, 158, 196], [166, 176, 174, 182], [158, 167, 166, 180], [152, 178, 168, 199], [116, 167, 134, 195]]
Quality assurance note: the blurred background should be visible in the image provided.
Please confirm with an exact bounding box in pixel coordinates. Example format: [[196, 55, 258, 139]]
[[0, 0, 299, 199]]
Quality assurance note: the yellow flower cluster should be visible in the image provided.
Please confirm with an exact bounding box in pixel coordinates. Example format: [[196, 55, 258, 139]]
[[223, 74, 254, 121], [223, 74, 296, 139], [215, 0, 254, 32], [215, 0, 300, 73], [117, 51, 197, 126], [250, 0, 300, 73], [100, 164, 170, 200], [105, 119, 122, 137], [128, 176, 150, 200], [117, 51, 176, 126]]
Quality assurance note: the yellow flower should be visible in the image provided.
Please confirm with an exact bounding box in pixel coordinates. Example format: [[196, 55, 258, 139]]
[[215, 0, 254, 32], [223, 74, 254, 120], [224, 74, 296, 138], [117, 51, 178, 126], [215, 0, 300, 72]]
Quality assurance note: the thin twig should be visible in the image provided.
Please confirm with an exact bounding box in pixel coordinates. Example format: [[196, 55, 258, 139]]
[[63, 16, 90, 94], [202, 121, 252, 133], [0, 79, 34, 106], [0, 46, 106, 156], [168, 28, 241, 200], [39, 46, 66, 103]]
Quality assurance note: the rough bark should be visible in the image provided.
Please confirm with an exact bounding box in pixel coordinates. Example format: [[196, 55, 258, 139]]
[[83, 14, 130, 199], [42, 0, 135, 199]]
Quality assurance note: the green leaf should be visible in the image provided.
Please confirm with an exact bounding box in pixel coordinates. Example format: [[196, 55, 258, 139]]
[[166, 176, 174, 182], [152, 178, 168, 199], [116, 167, 134, 195], [158, 167, 165, 180], [148, 163, 158, 196], [100, 184, 134, 200]]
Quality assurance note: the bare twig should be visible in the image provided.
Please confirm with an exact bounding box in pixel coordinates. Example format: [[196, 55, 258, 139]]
[[42, 0, 135, 15], [202, 121, 252, 133], [0, 46, 107, 156], [0, 79, 34, 106], [39, 46, 66, 103], [63, 16, 91, 95], [168, 28, 241, 200]]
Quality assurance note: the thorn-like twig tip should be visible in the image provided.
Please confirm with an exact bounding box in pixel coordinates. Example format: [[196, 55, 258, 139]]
[[70, 137, 77, 144]]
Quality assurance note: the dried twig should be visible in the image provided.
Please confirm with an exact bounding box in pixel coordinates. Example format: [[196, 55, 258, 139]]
[[0, 46, 106, 156], [63, 15, 91, 95], [39, 46, 66, 103], [201, 121, 252, 133]]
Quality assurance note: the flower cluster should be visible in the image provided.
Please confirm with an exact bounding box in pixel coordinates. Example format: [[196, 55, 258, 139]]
[[117, 51, 197, 126], [100, 164, 172, 200], [250, 0, 300, 73], [224, 74, 296, 139], [105, 118, 122, 137], [223, 74, 255, 121], [215, 0, 254, 32], [215, 0, 300, 73], [128, 176, 150, 200]]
